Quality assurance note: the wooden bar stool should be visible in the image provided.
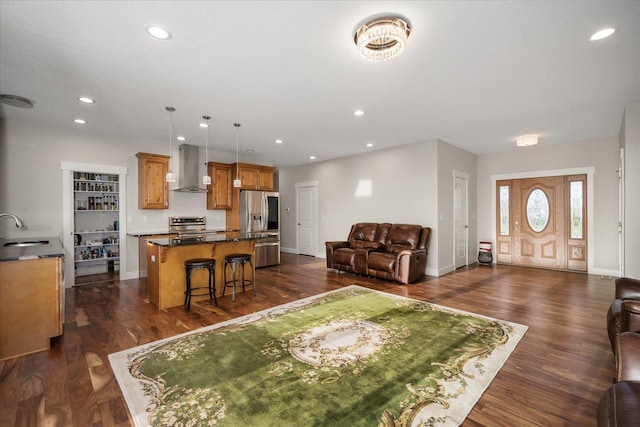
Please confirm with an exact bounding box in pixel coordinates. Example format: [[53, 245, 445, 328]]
[[184, 258, 216, 310], [222, 253, 255, 302]]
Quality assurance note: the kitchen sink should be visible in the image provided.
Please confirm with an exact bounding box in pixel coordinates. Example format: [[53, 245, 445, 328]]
[[3, 240, 49, 247]]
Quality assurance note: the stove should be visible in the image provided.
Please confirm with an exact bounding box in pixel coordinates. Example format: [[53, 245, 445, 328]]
[[169, 216, 216, 237]]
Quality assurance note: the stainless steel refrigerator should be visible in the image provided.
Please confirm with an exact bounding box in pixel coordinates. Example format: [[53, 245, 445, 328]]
[[240, 190, 280, 267]]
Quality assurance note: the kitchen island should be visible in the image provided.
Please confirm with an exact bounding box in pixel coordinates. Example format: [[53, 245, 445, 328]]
[[145, 232, 260, 309]]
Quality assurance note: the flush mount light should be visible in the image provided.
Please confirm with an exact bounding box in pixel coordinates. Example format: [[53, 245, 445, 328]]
[[590, 28, 615, 41], [366, 143, 374, 147], [73, 118, 87, 124], [177, 136, 186, 141], [146, 26, 172, 40], [309, 156, 316, 160], [199, 122, 209, 128], [516, 135, 539, 147], [275, 139, 283, 144], [354, 110, 364, 116], [77, 96, 95, 104], [354, 16, 411, 61]]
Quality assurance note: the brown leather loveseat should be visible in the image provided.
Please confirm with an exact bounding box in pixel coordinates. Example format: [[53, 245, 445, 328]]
[[597, 277, 640, 426], [325, 223, 431, 284]]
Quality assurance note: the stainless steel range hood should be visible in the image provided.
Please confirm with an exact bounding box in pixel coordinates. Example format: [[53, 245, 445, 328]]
[[173, 144, 207, 193]]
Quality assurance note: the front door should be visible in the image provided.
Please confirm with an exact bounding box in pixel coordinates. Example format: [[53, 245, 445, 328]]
[[496, 174, 587, 271]]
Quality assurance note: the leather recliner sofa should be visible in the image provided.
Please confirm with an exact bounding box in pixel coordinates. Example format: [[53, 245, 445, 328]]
[[597, 332, 640, 426], [325, 222, 431, 284], [606, 277, 640, 353]]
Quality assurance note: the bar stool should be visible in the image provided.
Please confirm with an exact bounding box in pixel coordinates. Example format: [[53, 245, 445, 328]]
[[184, 258, 217, 310], [222, 253, 255, 302]]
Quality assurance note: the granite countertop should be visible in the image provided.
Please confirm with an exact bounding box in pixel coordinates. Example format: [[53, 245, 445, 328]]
[[147, 232, 259, 247], [0, 237, 65, 261], [127, 229, 238, 237]]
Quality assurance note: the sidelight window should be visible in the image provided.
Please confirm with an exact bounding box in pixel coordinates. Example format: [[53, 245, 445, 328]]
[[499, 185, 509, 235], [570, 181, 584, 239]]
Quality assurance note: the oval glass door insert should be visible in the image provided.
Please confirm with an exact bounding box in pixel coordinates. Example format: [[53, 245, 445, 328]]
[[526, 189, 549, 232]]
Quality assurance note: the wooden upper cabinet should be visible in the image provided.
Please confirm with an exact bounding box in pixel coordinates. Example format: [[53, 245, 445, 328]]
[[234, 162, 275, 191], [207, 162, 233, 210], [136, 152, 169, 209]]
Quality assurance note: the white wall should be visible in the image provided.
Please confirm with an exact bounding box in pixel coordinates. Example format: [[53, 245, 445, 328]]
[[279, 140, 443, 276], [621, 100, 640, 278], [1, 115, 624, 279], [436, 140, 478, 275], [0, 117, 253, 279], [476, 136, 620, 276]]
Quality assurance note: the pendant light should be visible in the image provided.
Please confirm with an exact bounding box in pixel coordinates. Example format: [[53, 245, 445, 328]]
[[233, 123, 242, 188], [165, 106, 176, 183], [202, 115, 212, 185]]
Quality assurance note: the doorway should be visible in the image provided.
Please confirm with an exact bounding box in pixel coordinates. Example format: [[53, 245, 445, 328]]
[[295, 181, 318, 256], [61, 161, 127, 287], [496, 174, 587, 271], [454, 171, 469, 269]]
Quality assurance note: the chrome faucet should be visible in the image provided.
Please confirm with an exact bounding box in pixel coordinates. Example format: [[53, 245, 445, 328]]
[[0, 213, 24, 228]]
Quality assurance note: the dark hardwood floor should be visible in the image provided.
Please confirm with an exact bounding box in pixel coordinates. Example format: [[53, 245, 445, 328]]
[[0, 253, 617, 426]]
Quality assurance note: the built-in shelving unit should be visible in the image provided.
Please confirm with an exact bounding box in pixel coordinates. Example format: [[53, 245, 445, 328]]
[[73, 172, 120, 278]]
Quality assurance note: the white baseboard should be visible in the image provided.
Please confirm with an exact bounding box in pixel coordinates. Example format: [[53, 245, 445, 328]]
[[121, 271, 139, 281], [588, 267, 619, 278], [280, 247, 297, 254]]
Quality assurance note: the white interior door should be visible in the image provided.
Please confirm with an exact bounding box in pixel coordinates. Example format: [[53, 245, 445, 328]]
[[454, 171, 469, 269], [296, 182, 317, 256]]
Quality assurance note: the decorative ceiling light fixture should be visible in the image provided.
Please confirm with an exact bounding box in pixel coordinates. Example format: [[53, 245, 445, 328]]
[[354, 16, 411, 62], [165, 106, 176, 183], [233, 123, 242, 188], [516, 134, 539, 147], [202, 115, 212, 185]]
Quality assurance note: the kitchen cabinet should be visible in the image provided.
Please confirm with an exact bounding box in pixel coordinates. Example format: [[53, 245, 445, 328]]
[[136, 152, 170, 209], [0, 256, 63, 361], [207, 161, 233, 210], [73, 172, 120, 278], [234, 162, 275, 191]]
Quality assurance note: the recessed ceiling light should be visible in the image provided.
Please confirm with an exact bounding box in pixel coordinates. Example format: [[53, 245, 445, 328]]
[[354, 110, 364, 116], [366, 143, 374, 147], [146, 26, 172, 40], [177, 136, 186, 141], [310, 156, 316, 160], [77, 96, 95, 104], [199, 122, 209, 128], [245, 149, 255, 153], [275, 139, 283, 144], [73, 118, 87, 124], [590, 28, 615, 41]]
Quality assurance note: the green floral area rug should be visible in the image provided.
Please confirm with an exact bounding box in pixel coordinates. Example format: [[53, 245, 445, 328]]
[[109, 285, 527, 426]]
